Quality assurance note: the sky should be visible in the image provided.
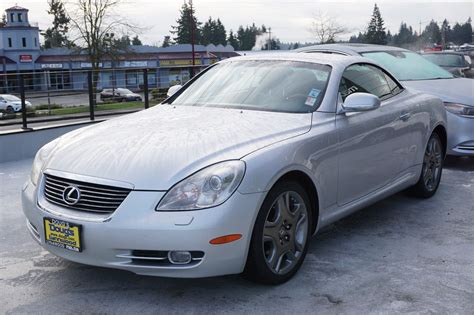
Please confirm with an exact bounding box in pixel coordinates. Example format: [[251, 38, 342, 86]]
[[4, 0, 473, 46]]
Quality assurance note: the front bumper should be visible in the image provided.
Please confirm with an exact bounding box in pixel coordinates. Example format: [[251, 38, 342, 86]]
[[446, 111, 474, 156], [22, 177, 264, 278]]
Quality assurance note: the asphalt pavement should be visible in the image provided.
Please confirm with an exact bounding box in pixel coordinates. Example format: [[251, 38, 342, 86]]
[[0, 156, 473, 314]]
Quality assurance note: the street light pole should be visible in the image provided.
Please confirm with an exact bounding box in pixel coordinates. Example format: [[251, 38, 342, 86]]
[[189, 0, 196, 78], [268, 27, 272, 51]]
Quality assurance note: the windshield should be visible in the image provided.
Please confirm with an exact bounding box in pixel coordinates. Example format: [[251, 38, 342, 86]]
[[423, 54, 465, 67], [3, 95, 20, 101], [170, 60, 332, 113], [361, 51, 454, 81]]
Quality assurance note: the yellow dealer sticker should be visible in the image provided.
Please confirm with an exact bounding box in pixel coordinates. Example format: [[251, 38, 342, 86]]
[[44, 218, 82, 252]]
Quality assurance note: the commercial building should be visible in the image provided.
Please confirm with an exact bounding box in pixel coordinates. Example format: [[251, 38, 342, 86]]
[[0, 5, 238, 93]]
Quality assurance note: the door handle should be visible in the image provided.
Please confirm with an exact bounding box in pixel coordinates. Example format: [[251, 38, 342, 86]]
[[399, 112, 411, 121]]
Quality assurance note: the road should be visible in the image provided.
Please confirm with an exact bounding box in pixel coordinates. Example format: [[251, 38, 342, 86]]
[[0, 157, 473, 314]]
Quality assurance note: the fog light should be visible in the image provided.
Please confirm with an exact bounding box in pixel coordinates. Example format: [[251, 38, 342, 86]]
[[168, 251, 192, 264]]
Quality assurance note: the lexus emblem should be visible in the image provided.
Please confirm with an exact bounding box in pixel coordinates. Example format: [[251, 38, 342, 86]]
[[62, 185, 81, 205]]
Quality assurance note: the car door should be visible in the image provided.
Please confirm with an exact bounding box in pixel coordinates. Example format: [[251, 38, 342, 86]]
[[335, 63, 410, 206]]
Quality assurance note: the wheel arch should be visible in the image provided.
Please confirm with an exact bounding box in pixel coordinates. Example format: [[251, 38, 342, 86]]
[[272, 170, 320, 235], [432, 124, 447, 157]]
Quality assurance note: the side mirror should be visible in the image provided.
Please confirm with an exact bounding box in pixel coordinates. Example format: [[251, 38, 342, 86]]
[[167, 85, 183, 97], [342, 92, 381, 112]]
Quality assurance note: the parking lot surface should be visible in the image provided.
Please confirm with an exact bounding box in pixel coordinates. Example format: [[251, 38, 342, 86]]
[[1, 157, 473, 314]]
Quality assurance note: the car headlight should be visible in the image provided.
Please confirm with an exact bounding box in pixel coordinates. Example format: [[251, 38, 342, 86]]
[[30, 138, 61, 186], [444, 102, 474, 117], [156, 160, 245, 211]]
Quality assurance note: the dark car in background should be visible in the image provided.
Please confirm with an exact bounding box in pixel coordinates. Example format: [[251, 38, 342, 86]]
[[296, 43, 474, 157], [422, 52, 473, 78], [100, 88, 142, 102]]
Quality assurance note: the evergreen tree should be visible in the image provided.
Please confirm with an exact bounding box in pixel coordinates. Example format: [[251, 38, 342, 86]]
[[162, 36, 171, 48], [42, 0, 71, 48], [292, 42, 300, 49], [0, 13, 6, 27], [460, 18, 472, 44], [131, 35, 142, 45], [441, 19, 451, 46], [422, 20, 442, 45], [227, 30, 239, 49], [201, 17, 227, 45], [113, 35, 131, 49], [170, 1, 202, 44], [214, 19, 227, 45], [365, 3, 387, 44], [393, 22, 416, 47]]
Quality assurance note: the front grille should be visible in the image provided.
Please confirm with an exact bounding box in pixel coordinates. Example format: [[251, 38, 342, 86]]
[[43, 174, 131, 214]]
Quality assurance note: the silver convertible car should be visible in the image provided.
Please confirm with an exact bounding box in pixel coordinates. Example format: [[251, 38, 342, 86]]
[[22, 53, 447, 284]]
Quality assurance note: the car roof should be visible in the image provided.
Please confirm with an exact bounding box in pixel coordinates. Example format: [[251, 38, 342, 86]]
[[223, 52, 375, 69], [295, 43, 410, 56]]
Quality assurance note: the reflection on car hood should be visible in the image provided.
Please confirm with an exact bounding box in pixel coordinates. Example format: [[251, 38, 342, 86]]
[[45, 105, 312, 190], [403, 78, 474, 106]]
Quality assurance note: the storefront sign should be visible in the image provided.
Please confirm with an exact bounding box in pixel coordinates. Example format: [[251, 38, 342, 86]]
[[124, 61, 148, 67], [41, 63, 63, 69], [80, 62, 103, 68], [160, 59, 203, 66], [20, 55, 33, 63]]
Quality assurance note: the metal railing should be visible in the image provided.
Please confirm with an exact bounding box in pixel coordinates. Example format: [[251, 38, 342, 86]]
[[0, 67, 192, 131]]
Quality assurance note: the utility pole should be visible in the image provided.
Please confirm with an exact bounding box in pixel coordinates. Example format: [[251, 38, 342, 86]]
[[189, 0, 196, 78], [268, 27, 272, 51]]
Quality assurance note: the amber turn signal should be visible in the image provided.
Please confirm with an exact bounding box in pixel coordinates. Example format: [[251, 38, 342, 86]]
[[209, 234, 242, 245]]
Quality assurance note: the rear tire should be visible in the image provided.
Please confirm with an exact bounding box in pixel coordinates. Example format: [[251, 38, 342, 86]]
[[408, 132, 444, 198], [244, 180, 312, 284]]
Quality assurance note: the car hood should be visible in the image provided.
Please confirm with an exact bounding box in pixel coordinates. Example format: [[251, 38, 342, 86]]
[[45, 105, 312, 190], [403, 78, 474, 106]]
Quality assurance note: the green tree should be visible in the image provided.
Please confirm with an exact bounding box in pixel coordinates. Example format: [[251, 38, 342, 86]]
[[365, 3, 387, 44], [236, 24, 261, 50], [422, 20, 442, 45], [42, 0, 71, 48], [263, 38, 281, 50], [460, 18, 472, 44], [201, 17, 226, 45], [113, 35, 131, 49], [392, 22, 416, 47], [441, 19, 451, 46], [162, 35, 171, 47], [0, 13, 6, 27], [227, 30, 239, 49], [170, 1, 202, 44], [131, 35, 142, 45]]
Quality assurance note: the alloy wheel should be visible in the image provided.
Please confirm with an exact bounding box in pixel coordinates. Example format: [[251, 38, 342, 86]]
[[423, 137, 443, 191], [262, 191, 309, 275]]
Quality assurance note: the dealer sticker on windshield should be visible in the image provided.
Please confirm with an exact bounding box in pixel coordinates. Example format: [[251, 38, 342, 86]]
[[305, 88, 321, 106], [44, 218, 82, 252]]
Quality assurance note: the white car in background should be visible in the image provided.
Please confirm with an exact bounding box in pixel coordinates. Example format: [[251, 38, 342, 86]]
[[0, 94, 33, 112]]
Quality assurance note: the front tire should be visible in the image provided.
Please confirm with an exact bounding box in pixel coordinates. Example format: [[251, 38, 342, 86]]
[[408, 132, 444, 198], [244, 180, 312, 284]]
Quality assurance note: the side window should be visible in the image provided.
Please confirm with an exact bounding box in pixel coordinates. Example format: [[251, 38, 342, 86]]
[[339, 64, 392, 102], [383, 72, 402, 95]]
